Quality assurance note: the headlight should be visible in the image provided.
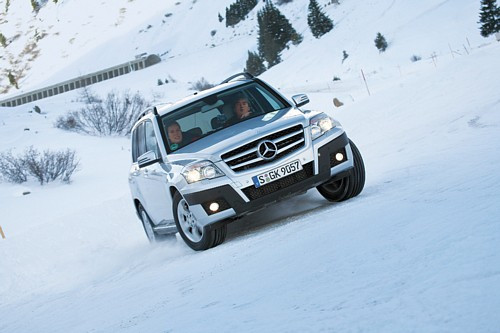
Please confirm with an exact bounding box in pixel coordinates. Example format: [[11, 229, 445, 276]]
[[182, 161, 225, 184], [310, 113, 335, 140]]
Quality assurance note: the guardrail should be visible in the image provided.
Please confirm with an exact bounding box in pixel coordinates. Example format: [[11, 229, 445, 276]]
[[0, 54, 161, 108]]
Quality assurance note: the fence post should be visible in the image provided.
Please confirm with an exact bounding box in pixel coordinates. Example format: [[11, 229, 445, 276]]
[[448, 43, 455, 59], [0, 226, 5, 239], [431, 52, 437, 67], [360, 69, 371, 96]]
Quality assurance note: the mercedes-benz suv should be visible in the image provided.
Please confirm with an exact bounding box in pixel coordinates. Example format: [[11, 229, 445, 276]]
[[128, 73, 365, 250]]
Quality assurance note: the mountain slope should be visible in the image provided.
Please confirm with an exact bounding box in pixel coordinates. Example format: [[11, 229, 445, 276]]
[[1, 0, 499, 332]]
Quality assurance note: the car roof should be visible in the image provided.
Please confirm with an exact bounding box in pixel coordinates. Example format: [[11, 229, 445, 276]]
[[155, 79, 251, 117]]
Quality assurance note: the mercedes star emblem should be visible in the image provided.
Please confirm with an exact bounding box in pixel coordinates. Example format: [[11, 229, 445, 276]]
[[257, 140, 278, 160]]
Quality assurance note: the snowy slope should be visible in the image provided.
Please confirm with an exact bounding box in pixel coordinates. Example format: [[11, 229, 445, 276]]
[[1, 0, 500, 332]]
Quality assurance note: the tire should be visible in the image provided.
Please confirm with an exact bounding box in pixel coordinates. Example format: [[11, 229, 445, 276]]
[[317, 139, 365, 202], [139, 204, 176, 243], [173, 192, 227, 251]]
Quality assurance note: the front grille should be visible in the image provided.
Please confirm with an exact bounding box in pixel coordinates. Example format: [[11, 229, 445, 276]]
[[242, 162, 314, 201], [221, 125, 305, 172]]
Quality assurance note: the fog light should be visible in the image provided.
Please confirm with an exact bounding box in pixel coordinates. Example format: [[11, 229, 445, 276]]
[[209, 202, 220, 212], [335, 153, 344, 161]]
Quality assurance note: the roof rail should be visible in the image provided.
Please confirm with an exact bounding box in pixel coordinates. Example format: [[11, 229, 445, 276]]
[[220, 72, 254, 85], [137, 107, 158, 121]]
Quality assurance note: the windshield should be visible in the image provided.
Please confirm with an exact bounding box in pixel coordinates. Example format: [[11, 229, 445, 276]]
[[161, 82, 289, 153]]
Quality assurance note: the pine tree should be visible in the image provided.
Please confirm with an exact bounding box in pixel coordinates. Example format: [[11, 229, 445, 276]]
[[226, 0, 258, 27], [374, 32, 388, 52], [245, 51, 266, 76], [478, 0, 500, 37], [30, 0, 39, 12], [0, 33, 6, 47], [218, 12, 224, 22], [8, 72, 18, 89], [307, 0, 334, 38], [257, 1, 302, 67]]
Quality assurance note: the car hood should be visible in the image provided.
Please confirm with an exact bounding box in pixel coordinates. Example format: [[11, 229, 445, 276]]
[[167, 107, 309, 163]]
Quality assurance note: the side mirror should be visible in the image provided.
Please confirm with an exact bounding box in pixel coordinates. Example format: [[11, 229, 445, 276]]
[[138, 151, 159, 168], [292, 94, 309, 108]]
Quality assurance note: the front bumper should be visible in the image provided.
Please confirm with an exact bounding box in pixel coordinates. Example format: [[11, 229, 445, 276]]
[[184, 132, 351, 228]]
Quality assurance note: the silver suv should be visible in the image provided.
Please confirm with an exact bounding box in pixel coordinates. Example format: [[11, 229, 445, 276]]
[[128, 73, 365, 250]]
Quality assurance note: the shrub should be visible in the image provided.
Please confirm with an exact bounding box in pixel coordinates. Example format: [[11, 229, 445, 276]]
[[33, 105, 41, 114], [276, 0, 293, 4], [190, 77, 215, 91], [0, 147, 79, 185], [157, 79, 164, 86], [55, 114, 81, 131], [374, 32, 388, 52], [65, 88, 149, 136], [410, 54, 422, 62], [0, 151, 28, 183], [342, 50, 349, 63]]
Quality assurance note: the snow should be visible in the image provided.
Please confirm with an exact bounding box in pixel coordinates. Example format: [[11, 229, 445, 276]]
[[1, 0, 500, 332]]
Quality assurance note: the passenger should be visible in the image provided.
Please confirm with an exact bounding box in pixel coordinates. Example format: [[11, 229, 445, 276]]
[[166, 121, 186, 150]]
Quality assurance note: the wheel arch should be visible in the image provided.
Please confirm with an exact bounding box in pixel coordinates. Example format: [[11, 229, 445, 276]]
[[169, 186, 180, 200], [133, 198, 142, 217]]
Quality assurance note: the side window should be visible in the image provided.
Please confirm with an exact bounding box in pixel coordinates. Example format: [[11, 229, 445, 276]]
[[132, 127, 139, 162], [144, 121, 160, 156], [136, 122, 146, 158], [255, 86, 280, 111]]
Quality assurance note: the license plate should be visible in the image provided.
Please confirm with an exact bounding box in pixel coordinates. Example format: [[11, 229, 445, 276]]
[[252, 160, 302, 188]]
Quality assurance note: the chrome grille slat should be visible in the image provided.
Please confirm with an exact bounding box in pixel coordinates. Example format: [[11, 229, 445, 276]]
[[221, 125, 305, 172], [273, 129, 303, 144], [224, 147, 258, 163], [230, 156, 265, 169], [276, 138, 305, 154]]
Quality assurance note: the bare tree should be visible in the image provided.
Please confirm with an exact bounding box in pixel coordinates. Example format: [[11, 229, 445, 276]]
[[59, 87, 149, 136], [0, 147, 80, 185]]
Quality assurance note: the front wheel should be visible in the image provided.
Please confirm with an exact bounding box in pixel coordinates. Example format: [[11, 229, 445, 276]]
[[317, 139, 365, 202], [139, 205, 176, 243], [173, 192, 227, 251]]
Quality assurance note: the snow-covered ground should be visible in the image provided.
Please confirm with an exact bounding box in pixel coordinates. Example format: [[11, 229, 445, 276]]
[[1, 0, 500, 332]]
